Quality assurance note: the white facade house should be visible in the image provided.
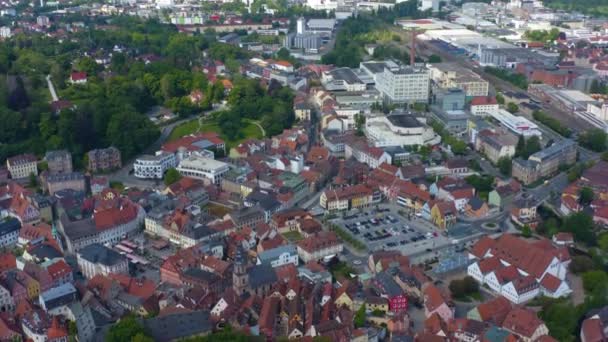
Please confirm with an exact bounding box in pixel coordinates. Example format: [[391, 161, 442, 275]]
[[297, 232, 344, 263], [344, 143, 392, 169], [471, 103, 500, 116], [375, 66, 430, 104], [134, 151, 177, 179], [176, 155, 230, 184], [0, 285, 14, 312], [365, 113, 441, 147], [6, 154, 38, 179], [256, 245, 299, 268], [76, 244, 129, 279], [466, 235, 571, 304]]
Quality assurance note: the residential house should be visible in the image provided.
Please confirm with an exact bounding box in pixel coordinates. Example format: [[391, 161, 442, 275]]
[[373, 271, 408, 313], [510, 193, 539, 228], [44, 150, 73, 174], [297, 231, 343, 263], [430, 201, 457, 229], [502, 308, 549, 342], [465, 197, 489, 218], [87, 147, 121, 173], [423, 284, 453, 322]]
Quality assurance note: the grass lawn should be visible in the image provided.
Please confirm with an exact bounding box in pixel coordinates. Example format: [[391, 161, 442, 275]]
[[282, 231, 304, 242], [169, 118, 264, 149]]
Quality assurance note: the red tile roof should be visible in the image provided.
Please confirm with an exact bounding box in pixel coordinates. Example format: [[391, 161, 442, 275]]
[[70, 71, 87, 81], [471, 96, 498, 106], [109, 273, 155, 300], [502, 308, 545, 339], [424, 284, 448, 313], [540, 273, 562, 292], [297, 231, 341, 253], [46, 260, 72, 282], [475, 296, 511, 325]]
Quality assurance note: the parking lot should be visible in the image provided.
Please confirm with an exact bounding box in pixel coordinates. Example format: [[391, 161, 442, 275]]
[[330, 205, 453, 257]]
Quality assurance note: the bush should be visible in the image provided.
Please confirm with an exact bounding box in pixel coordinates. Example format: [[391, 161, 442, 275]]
[[449, 276, 479, 299], [532, 110, 572, 137], [569, 255, 595, 274]]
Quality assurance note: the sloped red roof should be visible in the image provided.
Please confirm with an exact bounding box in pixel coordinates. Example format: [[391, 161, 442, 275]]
[[540, 273, 562, 292]]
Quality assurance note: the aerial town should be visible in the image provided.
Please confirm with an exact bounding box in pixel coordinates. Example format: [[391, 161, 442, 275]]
[[1, 0, 608, 340]]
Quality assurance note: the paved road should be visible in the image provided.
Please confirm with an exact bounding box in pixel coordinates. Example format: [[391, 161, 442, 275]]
[[46, 75, 59, 102]]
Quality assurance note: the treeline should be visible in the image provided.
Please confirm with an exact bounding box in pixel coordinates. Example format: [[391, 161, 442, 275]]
[[544, 0, 608, 15], [484, 67, 528, 89], [532, 110, 572, 137]]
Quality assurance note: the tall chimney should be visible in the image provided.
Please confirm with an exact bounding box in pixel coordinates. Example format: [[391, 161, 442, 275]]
[[410, 30, 417, 66]]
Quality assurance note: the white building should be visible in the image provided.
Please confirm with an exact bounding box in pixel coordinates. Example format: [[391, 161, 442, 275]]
[[6, 154, 38, 179], [76, 244, 129, 279], [305, 0, 337, 11], [375, 65, 430, 104], [0, 26, 11, 38], [365, 113, 441, 147], [470, 97, 500, 116], [256, 245, 299, 268], [321, 68, 367, 92], [488, 109, 542, 137], [0, 284, 13, 312], [134, 151, 177, 179], [466, 234, 571, 304], [177, 155, 230, 184]]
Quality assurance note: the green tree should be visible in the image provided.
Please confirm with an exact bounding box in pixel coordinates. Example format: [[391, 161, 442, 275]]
[[354, 304, 366, 328], [497, 156, 512, 176], [583, 270, 608, 293], [276, 47, 291, 60], [106, 315, 145, 342], [522, 225, 532, 238], [354, 114, 366, 136], [579, 128, 607, 152], [496, 93, 505, 105], [579, 187, 595, 205], [562, 212, 596, 246], [163, 168, 182, 186], [428, 54, 442, 63], [506, 102, 519, 113], [569, 255, 595, 274]]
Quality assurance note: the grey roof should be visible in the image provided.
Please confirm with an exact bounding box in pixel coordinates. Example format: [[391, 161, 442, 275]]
[[529, 139, 576, 162], [143, 311, 212, 341], [387, 114, 423, 128], [41, 283, 77, 309], [248, 264, 278, 289], [361, 61, 389, 74], [468, 196, 485, 211], [245, 190, 281, 211], [257, 245, 297, 264], [44, 150, 70, 161], [329, 68, 363, 84], [0, 218, 20, 236], [46, 172, 85, 183], [78, 244, 127, 266], [29, 243, 62, 260], [374, 271, 403, 297]]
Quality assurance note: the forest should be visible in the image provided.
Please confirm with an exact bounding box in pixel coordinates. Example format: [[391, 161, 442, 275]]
[[0, 16, 293, 167]]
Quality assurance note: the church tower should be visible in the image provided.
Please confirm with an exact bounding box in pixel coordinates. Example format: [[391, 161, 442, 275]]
[[233, 246, 249, 295]]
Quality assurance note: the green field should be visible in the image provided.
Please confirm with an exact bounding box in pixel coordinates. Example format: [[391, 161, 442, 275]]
[[169, 118, 264, 149]]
